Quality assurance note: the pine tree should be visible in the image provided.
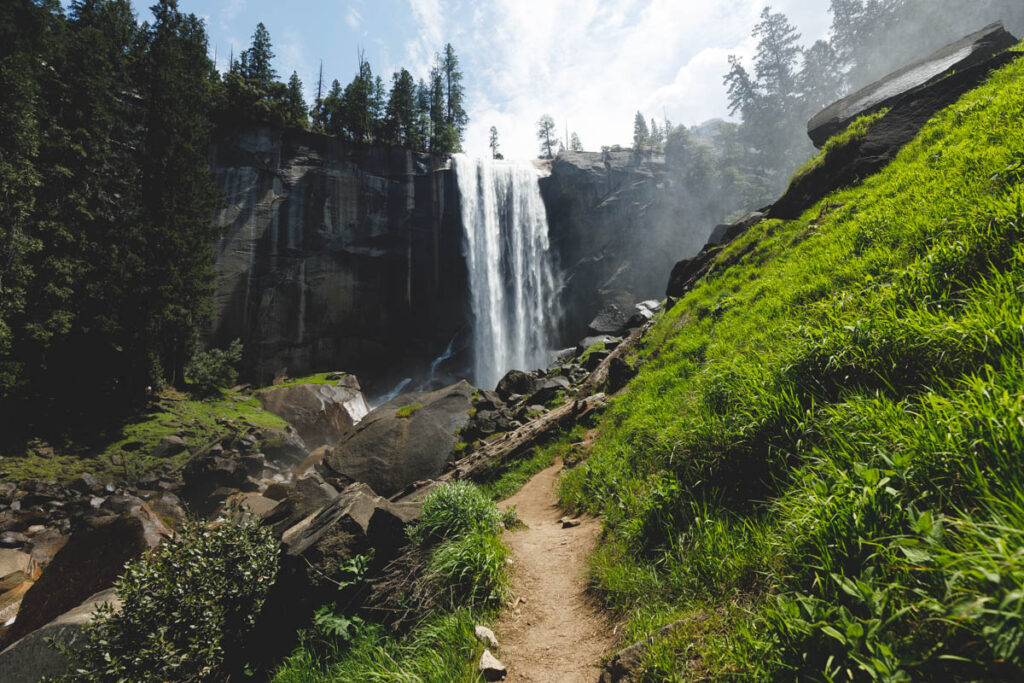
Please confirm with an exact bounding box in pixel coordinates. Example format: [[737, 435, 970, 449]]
[[537, 114, 556, 159], [569, 131, 583, 152], [441, 43, 467, 150], [384, 68, 417, 147], [632, 111, 649, 153], [489, 126, 502, 159], [134, 0, 220, 388], [283, 71, 308, 129], [241, 22, 276, 91]]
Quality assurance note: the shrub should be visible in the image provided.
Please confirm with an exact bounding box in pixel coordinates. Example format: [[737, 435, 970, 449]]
[[185, 338, 243, 394], [51, 519, 278, 682], [408, 481, 503, 545]]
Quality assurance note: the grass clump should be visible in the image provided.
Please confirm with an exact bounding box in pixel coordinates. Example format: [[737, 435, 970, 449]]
[[396, 403, 423, 418], [562, 49, 1024, 680], [52, 519, 278, 682], [409, 481, 504, 544]]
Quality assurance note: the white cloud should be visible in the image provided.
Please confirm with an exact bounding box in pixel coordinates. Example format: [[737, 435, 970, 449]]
[[346, 7, 362, 30], [406, 0, 831, 158], [219, 0, 244, 32]]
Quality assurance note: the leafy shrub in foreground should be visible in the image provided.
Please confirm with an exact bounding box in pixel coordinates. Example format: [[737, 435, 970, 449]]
[[51, 519, 278, 682]]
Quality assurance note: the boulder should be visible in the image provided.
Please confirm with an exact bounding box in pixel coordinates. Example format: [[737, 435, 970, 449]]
[[496, 370, 540, 400], [324, 381, 474, 497], [474, 624, 499, 648], [808, 22, 1018, 147], [258, 377, 371, 449], [27, 529, 68, 571], [529, 376, 571, 405], [607, 357, 638, 394], [479, 649, 507, 681], [0, 588, 120, 683], [1, 504, 170, 647], [152, 435, 188, 460], [587, 304, 631, 336], [576, 335, 622, 356], [256, 428, 309, 466], [0, 550, 33, 581]]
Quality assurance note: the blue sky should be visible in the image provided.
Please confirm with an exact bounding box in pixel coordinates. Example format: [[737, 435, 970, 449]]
[[129, 1, 834, 157]]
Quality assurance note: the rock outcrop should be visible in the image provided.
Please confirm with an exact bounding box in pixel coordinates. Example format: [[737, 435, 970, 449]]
[[209, 127, 468, 392], [540, 151, 712, 339], [775, 23, 1021, 220], [807, 22, 1018, 147], [324, 380, 475, 496]]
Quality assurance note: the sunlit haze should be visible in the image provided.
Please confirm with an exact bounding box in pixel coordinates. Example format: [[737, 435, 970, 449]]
[[158, 0, 832, 158]]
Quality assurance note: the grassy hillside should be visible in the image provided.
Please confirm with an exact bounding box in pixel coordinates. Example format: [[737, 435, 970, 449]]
[[562, 49, 1024, 680]]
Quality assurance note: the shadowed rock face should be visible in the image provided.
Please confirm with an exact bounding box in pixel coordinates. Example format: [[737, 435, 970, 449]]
[[808, 22, 1018, 148], [540, 151, 712, 341], [209, 126, 469, 393]]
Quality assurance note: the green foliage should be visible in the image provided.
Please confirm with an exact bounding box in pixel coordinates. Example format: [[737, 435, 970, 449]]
[[273, 610, 486, 683], [425, 530, 510, 610], [565, 49, 1024, 679], [0, 0, 223, 438], [2, 385, 287, 483], [51, 519, 278, 682], [276, 481, 508, 681], [395, 403, 423, 419], [409, 481, 503, 545], [185, 338, 243, 394]]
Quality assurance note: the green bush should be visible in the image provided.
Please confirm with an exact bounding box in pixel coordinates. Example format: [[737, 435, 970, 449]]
[[408, 481, 503, 545], [185, 338, 243, 394], [51, 519, 278, 682]]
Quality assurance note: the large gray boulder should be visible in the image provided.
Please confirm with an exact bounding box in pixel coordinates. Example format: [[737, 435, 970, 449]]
[[258, 374, 370, 449], [0, 588, 120, 683], [324, 380, 474, 496], [807, 22, 1018, 147]]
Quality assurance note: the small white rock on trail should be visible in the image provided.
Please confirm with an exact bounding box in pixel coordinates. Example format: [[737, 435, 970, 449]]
[[495, 460, 616, 682]]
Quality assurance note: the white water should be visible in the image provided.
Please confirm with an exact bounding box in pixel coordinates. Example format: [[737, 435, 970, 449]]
[[453, 155, 560, 389]]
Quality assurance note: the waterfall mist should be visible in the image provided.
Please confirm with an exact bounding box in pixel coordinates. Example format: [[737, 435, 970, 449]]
[[453, 155, 560, 389]]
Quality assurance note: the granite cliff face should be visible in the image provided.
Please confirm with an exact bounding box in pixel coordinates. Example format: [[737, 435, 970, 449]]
[[208, 127, 468, 393], [540, 151, 713, 339]]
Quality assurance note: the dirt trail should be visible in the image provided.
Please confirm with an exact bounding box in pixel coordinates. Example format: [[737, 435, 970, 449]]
[[494, 460, 616, 682]]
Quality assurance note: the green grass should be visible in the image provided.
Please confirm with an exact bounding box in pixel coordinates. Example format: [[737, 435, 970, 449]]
[[1, 387, 288, 483], [479, 424, 588, 501], [258, 372, 343, 390], [561, 48, 1024, 680], [396, 403, 424, 418], [273, 609, 487, 683]]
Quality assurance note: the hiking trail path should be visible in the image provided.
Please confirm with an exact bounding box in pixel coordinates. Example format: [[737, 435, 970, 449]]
[[493, 460, 616, 682]]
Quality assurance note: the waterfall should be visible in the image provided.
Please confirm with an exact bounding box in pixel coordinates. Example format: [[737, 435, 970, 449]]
[[453, 155, 559, 389]]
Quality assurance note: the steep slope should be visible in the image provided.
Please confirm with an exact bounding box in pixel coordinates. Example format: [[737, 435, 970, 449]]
[[563, 45, 1024, 680]]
